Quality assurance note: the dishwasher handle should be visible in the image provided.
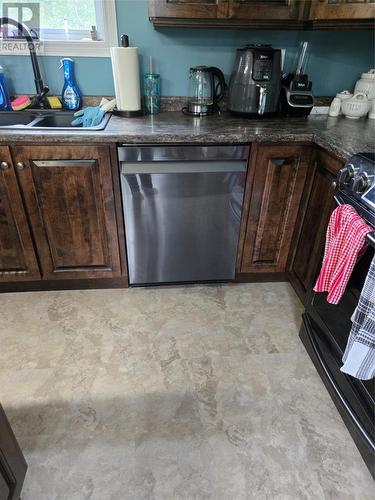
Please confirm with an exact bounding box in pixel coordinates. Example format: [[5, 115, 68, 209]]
[[120, 160, 247, 175], [118, 145, 250, 163]]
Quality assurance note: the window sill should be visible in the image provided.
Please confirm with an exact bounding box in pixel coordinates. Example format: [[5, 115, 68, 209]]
[[0, 39, 111, 57]]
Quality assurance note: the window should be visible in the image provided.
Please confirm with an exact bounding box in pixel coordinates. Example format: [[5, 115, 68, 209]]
[[0, 0, 118, 56]]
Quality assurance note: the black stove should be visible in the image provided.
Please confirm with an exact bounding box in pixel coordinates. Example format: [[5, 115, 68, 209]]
[[300, 153, 375, 479]]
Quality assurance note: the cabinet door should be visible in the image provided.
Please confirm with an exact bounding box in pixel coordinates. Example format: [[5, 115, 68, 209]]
[[0, 404, 27, 500], [310, 0, 375, 20], [227, 0, 305, 20], [149, 0, 228, 19], [238, 144, 311, 274], [288, 149, 342, 303], [12, 145, 121, 280], [0, 146, 40, 282]]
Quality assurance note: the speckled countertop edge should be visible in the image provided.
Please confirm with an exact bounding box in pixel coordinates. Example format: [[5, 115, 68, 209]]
[[0, 112, 373, 161]]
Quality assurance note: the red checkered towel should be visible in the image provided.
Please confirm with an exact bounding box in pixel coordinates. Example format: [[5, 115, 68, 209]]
[[314, 204, 372, 304]]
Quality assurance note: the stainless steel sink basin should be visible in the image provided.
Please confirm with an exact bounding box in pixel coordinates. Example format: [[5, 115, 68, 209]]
[[0, 110, 110, 130], [0, 111, 36, 126]]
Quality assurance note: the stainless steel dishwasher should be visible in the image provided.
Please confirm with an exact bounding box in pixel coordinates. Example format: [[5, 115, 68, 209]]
[[118, 145, 249, 285]]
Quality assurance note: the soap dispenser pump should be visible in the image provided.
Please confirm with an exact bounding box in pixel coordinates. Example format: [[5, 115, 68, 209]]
[[60, 58, 81, 110]]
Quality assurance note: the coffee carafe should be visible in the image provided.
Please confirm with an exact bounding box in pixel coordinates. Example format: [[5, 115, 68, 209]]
[[183, 66, 225, 116]]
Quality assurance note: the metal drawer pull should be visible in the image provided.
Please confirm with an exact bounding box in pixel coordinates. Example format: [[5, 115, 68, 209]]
[[16, 162, 25, 170], [0, 161, 9, 169], [33, 160, 96, 168]]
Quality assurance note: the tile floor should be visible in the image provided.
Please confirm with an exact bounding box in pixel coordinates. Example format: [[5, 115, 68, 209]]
[[0, 283, 373, 499]]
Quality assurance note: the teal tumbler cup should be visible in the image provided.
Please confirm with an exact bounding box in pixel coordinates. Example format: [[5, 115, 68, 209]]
[[144, 73, 160, 115]]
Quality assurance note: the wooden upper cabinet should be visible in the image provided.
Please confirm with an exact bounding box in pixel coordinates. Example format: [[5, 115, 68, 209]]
[[149, 0, 229, 19], [0, 146, 40, 282], [149, 0, 373, 26], [238, 144, 311, 274], [309, 0, 375, 20], [227, 0, 305, 20], [12, 145, 122, 281]]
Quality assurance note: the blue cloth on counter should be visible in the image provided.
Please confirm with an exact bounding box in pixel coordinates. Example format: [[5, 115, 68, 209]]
[[341, 253, 375, 380]]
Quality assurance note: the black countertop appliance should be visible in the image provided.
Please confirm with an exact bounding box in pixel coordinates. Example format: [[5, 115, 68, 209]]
[[228, 44, 281, 116], [280, 41, 314, 117]]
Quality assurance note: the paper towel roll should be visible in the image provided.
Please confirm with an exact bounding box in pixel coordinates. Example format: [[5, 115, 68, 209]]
[[111, 46, 141, 112]]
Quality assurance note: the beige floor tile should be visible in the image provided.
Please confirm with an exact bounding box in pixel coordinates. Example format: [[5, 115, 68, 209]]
[[0, 283, 373, 500]]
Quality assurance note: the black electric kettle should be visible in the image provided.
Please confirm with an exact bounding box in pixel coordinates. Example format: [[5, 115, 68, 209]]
[[184, 66, 225, 116]]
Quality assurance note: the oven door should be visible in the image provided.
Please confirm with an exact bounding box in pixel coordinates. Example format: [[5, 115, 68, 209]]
[[310, 191, 374, 393], [301, 186, 375, 478]]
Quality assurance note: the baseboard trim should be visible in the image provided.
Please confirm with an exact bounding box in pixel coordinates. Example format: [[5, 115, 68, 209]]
[[235, 272, 288, 283], [0, 277, 129, 293]]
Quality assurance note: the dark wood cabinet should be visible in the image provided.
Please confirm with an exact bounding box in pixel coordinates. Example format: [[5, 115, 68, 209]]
[[310, 0, 375, 20], [237, 144, 312, 275], [0, 404, 27, 500], [288, 148, 343, 303], [0, 146, 40, 282], [149, 0, 306, 26], [11, 145, 122, 281], [149, 0, 373, 27], [149, 0, 228, 20], [227, 0, 305, 20]]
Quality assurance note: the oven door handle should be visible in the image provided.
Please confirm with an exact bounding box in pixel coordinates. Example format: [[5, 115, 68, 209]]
[[367, 232, 375, 248], [334, 195, 375, 249], [333, 194, 344, 206]]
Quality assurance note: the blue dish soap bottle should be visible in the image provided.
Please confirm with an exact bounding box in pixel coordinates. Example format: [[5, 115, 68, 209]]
[[60, 58, 81, 110], [0, 66, 12, 111]]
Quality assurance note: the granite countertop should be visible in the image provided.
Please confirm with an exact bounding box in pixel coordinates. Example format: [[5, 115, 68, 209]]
[[0, 111, 374, 160]]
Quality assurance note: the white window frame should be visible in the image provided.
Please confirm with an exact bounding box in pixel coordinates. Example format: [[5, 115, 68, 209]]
[[0, 0, 118, 57]]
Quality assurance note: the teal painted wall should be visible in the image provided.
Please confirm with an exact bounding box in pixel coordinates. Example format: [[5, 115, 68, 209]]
[[0, 0, 373, 97]]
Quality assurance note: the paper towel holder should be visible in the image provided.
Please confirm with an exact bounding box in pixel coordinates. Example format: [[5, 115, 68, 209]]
[[111, 34, 143, 118], [113, 35, 144, 118]]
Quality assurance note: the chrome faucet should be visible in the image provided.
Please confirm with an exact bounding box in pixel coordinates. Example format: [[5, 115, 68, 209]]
[[0, 16, 49, 108]]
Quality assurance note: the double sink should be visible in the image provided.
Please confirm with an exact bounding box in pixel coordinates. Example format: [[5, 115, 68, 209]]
[[0, 110, 110, 130]]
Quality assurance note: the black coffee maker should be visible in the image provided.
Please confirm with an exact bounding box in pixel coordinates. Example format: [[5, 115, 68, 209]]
[[280, 41, 314, 117]]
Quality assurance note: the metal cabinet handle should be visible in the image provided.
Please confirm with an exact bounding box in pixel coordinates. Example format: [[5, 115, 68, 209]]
[[16, 162, 25, 170], [0, 161, 9, 169]]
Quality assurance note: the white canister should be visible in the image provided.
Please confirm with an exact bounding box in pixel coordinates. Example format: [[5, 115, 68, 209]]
[[328, 97, 341, 117], [354, 69, 375, 100], [341, 92, 371, 119]]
